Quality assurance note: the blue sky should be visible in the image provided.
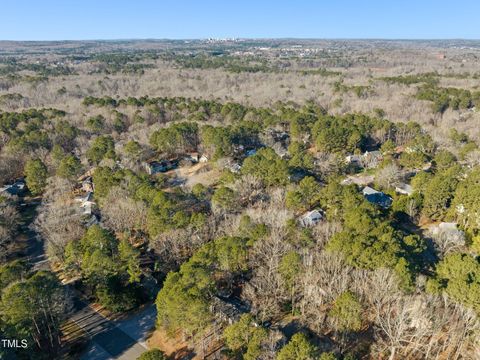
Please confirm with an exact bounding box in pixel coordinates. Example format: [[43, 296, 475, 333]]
[[0, 0, 479, 40]]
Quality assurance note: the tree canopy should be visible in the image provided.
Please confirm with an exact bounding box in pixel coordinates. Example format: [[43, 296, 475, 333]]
[[241, 147, 289, 186], [25, 158, 48, 195], [277, 333, 319, 360], [0, 271, 68, 355]]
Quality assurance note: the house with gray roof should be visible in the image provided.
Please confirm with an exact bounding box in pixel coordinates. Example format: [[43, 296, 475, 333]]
[[362, 186, 392, 208], [0, 180, 26, 196], [299, 209, 324, 227]]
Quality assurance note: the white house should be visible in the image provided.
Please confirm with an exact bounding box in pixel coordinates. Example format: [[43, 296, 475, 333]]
[[345, 150, 383, 169], [299, 209, 324, 227], [83, 202, 93, 215]]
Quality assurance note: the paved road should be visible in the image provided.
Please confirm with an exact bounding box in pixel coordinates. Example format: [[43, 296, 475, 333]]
[[16, 196, 157, 359], [16, 197, 49, 271], [75, 301, 156, 360]]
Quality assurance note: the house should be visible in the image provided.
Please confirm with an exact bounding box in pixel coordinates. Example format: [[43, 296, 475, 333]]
[[232, 146, 258, 158], [362, 186, 392, 208], [264, 129, 290, 144], [77, 168, 96, 182], [232, 144, 245, 155], [275, 131, 289, 142], [395, 183, 413, 196], [75, 191, 95, 215], [83, 202, 93, 215], [430, 222, 464, 245], [345, 150, 383, 169], [14, 180, 26, 193], [74, 190, 95, 212], [299, 209, 324, 227], [0, 180, 26, 196], [144, 160, 177, 175], [199, 154, 209, 163], [184, 152, 199, 163], [80, 192, 95, 207], [363, 150, 383, 168], [345, 154, 362, 166], [264, 129, 290, 158], [75, 191, 93, 204], [210, 296, 249, 325], [228, 162, 242, 173], [84, 214, 99, 227], [81, 176, 94, 192]]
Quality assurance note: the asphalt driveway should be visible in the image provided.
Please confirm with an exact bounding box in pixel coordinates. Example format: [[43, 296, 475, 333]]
[[76, 302, 156, 360]]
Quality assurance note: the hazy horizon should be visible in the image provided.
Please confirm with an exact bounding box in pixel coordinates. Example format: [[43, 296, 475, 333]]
[[1, 37, 480, 42]]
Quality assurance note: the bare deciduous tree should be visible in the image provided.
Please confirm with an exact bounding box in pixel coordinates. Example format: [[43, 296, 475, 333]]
[[35, 177, 85, 264], [372, 291, 480, 360], [0, 201, 20, 262], [102, 186, 147, 233], [299, 251, 354, 332], [232, 174, 266, 207], [375, 163, 402, 190], [243, 236, 289, 321], [428, 227, 465, 258]]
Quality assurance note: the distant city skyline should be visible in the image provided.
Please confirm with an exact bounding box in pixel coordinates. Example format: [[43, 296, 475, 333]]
[[1, 0, 479, 41]]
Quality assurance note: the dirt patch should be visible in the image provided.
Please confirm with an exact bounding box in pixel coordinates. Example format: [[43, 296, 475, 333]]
[[175, 163, 221, 188], [418, 216, 437, 230], [147, 328, 195, 359]]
